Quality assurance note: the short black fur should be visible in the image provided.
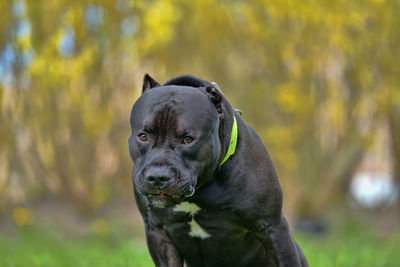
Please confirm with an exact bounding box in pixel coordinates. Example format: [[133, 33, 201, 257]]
[[129, 74, 308, 267]]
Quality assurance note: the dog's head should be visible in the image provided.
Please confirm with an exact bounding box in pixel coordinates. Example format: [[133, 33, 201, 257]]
[[129, 74, 229, 208]]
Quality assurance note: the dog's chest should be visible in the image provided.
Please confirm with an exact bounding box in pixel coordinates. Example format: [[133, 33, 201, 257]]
[[172, 202, 211, 239], [152, 202, 269, 266], [155, 201, 248, 243]]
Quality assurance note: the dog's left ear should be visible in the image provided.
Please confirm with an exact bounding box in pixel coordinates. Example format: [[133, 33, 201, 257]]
[[142, 73, 160, 93], [205, 85, 222, 114]]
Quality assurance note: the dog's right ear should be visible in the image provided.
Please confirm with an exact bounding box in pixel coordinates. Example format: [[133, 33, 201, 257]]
[[142, 74, 160, 93], [205, 85, 223, 114]]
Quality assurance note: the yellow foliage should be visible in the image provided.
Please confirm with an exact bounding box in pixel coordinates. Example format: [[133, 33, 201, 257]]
[[0, 85, 3, 106], [13, 207, 34, 226], [29, 56, 46, 76], [326, 93, 345, 129], [276, 82, 315, 115], [36, 139, 55, 167], [0, 154, 8, 192], [89, 184, 110, 208], [83, 105, 113, 138], [263, 125, 297, 147], [370, 0, 385, 4], [70, 46, 97, 75], [65, 3, 84, 27], [375, 85, 400, 114], [241, 4, 268, 37], [17, 35, 31, 50], [276, 83, 299, 114], [141, 0, 181, 50]]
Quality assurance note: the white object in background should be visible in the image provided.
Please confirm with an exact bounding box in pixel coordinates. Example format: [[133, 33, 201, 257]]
[[350, 171, 398, 208]]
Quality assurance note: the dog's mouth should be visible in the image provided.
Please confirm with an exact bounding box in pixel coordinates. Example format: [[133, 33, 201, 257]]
[[147, 185, 196, 208]]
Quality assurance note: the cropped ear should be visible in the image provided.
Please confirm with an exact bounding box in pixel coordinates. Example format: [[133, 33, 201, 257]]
[[205, 85, 222, 114], [142, 73, 160, 93]]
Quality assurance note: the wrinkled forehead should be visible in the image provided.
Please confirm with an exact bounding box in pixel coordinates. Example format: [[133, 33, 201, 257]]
[[131, 86, 218, 132]]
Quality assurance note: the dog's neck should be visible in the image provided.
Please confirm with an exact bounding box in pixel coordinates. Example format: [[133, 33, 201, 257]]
[[220, 114, 238, 166]]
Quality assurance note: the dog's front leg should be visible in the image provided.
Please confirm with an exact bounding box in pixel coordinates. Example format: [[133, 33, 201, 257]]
[[145, 225, 184, 267], [257, 216, 303, 267]]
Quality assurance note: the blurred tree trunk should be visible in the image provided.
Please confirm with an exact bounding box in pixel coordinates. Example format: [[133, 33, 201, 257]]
[[296, 138, 366, 218]]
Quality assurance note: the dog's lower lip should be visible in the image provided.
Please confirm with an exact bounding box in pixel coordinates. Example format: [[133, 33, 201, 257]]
[[149, 192, 167, 197], [147, 187, 193, 199], [148, 192, 174, 200], [147, 192, 176, 208]]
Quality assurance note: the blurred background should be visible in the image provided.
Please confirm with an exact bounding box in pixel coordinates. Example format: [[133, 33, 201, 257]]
[[1, 0, 400, 266]]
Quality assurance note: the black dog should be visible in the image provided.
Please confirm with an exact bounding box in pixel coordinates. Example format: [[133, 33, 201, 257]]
[[129, 74, 308, 267]]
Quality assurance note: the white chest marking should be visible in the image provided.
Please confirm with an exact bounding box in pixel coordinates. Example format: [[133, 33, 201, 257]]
[[173, 202, 211, 239]]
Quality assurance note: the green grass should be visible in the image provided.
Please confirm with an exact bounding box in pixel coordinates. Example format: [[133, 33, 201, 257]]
[[1, 218, 399, 266], [0, 225, 153, 267], [296, 218, 400, 267]]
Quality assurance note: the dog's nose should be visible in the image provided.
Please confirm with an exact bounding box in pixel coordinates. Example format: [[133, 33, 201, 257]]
[[146, 174, 171, 187], [147, 175, 171, 186]]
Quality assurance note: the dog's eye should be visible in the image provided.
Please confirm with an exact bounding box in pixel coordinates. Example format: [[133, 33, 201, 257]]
[[183, 136, 194, 144], [138, 133, 148, 142]]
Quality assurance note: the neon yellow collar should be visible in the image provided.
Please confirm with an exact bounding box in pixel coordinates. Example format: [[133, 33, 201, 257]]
[[211, 82, 238, 166], [220, 114, 238, 166]]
